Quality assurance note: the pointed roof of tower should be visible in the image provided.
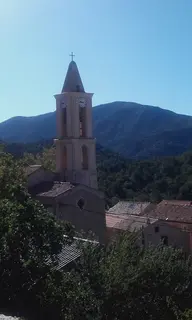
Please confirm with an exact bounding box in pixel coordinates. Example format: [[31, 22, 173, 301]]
[[61, 60, 85, 93]]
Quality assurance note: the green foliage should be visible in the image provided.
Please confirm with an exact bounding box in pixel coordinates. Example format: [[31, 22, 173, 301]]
[[21, 231, 192, 320], [38, 269, 101, 320], [98, 149, 192, 205], [76, 233, 192, 320], [5, 140, 192, 205], [2, 141, 192, 318], [0, 153, 26, 200], [0, 153, 74, 318], [22, 147, 56, 171], [183, 309, 192, 319]]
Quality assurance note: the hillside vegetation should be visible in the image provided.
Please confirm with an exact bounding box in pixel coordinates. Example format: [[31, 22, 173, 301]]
[[3, 141, 192, 206], [1, 101, 192, 158]]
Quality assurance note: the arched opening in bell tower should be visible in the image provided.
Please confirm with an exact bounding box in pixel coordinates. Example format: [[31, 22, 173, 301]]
[[81, 145, 88, 170], [79, 106, 86, 137], [63, 145, 67, 169], [62, 106, 67, 137]]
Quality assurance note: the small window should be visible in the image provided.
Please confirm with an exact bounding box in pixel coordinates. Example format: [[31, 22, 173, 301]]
[[155, 226, 159, 233], [77, 198, 85, 210], [161, 236, 168, 246], [76, 85, 80, 92]]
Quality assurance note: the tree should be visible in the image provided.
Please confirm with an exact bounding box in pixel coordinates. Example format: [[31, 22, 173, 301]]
[[38, 269, 101, 320], [0, 153, 74, 318], [183, 309, 192, 319], [23, 147, 56, 171], [0, 153, 26, 200], [76, 232, 192, 320]]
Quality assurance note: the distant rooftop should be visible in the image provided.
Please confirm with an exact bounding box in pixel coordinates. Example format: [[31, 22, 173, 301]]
[[106, 213, 157, 231], [107, 201, 154, 216], [30, 181, 75, 198], [144, 200, 192, 222]]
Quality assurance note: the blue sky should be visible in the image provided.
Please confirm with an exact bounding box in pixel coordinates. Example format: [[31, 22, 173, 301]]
[[0, 0, 192, 122]]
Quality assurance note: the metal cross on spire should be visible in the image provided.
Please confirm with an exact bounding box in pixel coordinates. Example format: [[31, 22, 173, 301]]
[[70, 52, 75, 61]]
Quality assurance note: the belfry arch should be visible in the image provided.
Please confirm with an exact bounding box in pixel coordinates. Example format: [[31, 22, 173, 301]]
[[81, 145, 88, 170], [79, 106, 86, 137]]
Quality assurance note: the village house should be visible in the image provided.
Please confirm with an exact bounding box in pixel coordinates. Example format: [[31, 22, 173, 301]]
[[105, 212, 190, 253], [107, 199, 192, 253]]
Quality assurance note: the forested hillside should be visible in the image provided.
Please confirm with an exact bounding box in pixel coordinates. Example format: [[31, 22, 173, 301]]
[[3, 140, 192, 206], [1, 101, 192, 158]]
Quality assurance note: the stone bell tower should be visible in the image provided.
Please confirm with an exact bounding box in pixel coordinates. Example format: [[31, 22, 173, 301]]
[[54, 54, 98, 189]]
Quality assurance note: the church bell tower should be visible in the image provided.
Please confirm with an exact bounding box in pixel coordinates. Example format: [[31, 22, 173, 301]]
[[54, 54, 98, 189]]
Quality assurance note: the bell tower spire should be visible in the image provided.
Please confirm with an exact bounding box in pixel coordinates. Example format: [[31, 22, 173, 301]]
[[61, 59, 85, 94], [54, 57, 98, 189]]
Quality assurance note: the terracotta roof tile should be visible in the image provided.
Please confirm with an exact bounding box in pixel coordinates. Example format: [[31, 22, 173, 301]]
[[160, 200, 192, 206], [38, 181, 74, 198], [29, 181, 75, 198], [106, 213, 157, 231], [106, 214, 125, 228], [107, 201, 152, 215], [145, 200, 192, 222]]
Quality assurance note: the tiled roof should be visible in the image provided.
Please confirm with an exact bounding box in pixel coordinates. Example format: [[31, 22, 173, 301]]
[[53, 237, 99, 270], [161, 200, 192, 206], [106, 213, 157, 231], [107, 201, 152, 215], [106, 214, 124, 228], [34, 181, 75, 198], [55, 242, 81, 270], [145, 200, 192, 222], [25, 164, 42, 176]]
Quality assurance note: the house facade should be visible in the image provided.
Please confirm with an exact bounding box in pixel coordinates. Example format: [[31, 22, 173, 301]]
[[106, 200, 192, 253]]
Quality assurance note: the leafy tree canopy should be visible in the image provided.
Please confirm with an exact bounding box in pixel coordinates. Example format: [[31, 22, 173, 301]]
[[0, 152, 74, 318], [75, 233, 192, 320]]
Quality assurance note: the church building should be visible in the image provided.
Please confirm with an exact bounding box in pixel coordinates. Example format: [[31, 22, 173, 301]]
[[27, 57, 106, 243], [25, 58, 192, 253]]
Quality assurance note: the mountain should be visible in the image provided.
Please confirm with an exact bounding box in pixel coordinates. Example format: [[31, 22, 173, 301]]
[[1, 101, 192, 159], [0, 112, 56, 143]]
